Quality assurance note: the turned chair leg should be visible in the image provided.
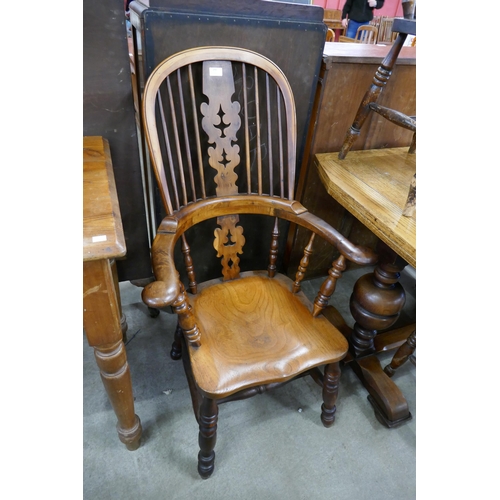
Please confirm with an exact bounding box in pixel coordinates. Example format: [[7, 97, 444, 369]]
[[198, 397, 218, 479], [148, 307, 160, 318], [170, 322, 183, 360], [321, 361, 341, 427], [384, 330, 416, 377]]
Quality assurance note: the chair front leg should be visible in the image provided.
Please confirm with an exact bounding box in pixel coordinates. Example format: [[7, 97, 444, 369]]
[[170, 322, 183, 360], [198, 397, 218, 479], [321, 361, 341, 427]]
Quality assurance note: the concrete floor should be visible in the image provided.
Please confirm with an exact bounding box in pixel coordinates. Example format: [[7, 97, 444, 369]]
[[83, 266, 416, 499]]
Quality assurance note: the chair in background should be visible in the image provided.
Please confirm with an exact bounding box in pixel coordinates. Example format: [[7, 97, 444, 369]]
[[339, 17, 416, 215], [339, 25, 378, 44], [370, 15, 381, 28], [326, 28, 335, 42], [339, 18, 417, 163], [141, 46, 377, 478], [377, 17, 395, 44], [354, 24, 378, 44], [338, 35, 359, 43]]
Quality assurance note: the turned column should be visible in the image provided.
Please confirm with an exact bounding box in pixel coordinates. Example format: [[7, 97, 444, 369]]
[[349, 242, 407, 358]]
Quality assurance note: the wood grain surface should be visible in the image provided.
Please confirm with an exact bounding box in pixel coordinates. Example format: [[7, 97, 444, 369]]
[[83, 136, 126, 261], [188, 272, 349, 397], [314, 147, 416, 268]]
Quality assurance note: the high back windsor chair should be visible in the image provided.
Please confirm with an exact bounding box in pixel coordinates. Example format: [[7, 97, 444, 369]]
[[141, 46, 377, 478]]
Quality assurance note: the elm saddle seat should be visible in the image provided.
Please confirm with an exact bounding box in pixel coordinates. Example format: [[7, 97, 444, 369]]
[[140, 46, 377, 478]]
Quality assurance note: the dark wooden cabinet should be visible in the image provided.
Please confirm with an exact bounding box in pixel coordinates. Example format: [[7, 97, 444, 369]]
[[83, 0, 152, 282]]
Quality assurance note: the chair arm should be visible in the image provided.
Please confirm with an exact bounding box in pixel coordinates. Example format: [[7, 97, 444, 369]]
[[152, 196, 378, 267], [294, 210, 378, 266], [141, 228, 180, 309], [142, 220, 202, 348]]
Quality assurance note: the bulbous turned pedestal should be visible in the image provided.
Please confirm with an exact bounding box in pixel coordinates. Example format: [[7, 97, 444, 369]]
[[349, 244, 407, 358]]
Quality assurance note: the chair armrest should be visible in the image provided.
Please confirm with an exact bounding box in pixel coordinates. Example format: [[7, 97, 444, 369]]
[[294, 210, 378, 266], [141, 226, 180, 309], [151, 196, 378, 267]]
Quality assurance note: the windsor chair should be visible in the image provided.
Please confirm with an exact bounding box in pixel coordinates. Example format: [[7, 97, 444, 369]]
[[141, 46, 377, 478]]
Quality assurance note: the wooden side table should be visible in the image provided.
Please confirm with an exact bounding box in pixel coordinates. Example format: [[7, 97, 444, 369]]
[[83, 136, 142, 450], [314, 147, 416, 427]]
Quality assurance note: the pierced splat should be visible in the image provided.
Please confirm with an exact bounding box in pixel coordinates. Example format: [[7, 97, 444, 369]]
[[201, 60, 246, 279], [201, 60, 241, 196], [214, 214, 245, 281], [219, 150, 230, 169], [213, 105, 229, 139]]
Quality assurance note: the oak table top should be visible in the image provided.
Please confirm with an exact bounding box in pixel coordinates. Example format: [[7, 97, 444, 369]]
[[314, 147, 416, 269], [83, 136, 126, 262]]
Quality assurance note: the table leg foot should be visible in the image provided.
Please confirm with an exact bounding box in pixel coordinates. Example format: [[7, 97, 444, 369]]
[[352, 355, 411, 426], [117, 414, 142, 450], [368, 395, 412, 428], [94, 340, 143, 450]]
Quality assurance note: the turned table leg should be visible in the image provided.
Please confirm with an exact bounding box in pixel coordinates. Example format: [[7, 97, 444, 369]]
[[384, 330, 416, 377], [348, 241, 413, 427], [83, 259, 142, 450]]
